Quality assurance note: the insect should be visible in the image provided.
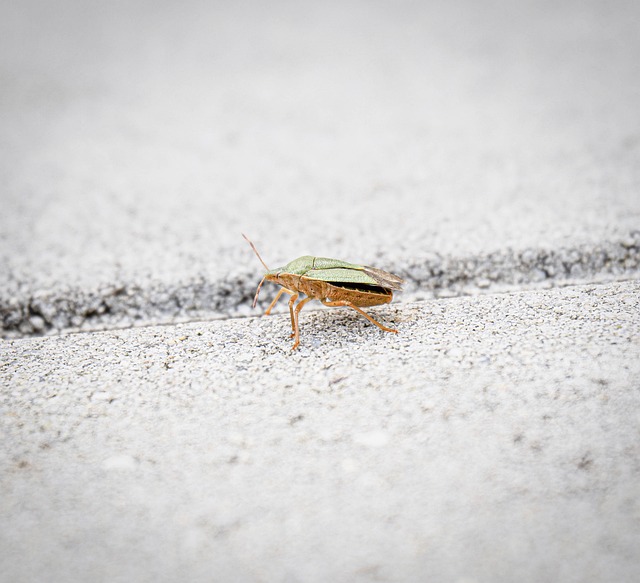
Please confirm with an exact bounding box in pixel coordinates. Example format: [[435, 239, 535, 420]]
[[243, 234, 404, 350]]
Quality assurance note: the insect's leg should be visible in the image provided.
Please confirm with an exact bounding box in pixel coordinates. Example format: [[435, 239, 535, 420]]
[[291, 297, 313, 350], [287, 292, 300, 336], [265, 288, 294, 316], [320, 299, 398, 334]]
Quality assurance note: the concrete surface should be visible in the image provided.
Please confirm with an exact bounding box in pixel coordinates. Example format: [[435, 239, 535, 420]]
[[2, 0, 640, 582], [2, 282, 640, 583], [1, 0, 640, 335]]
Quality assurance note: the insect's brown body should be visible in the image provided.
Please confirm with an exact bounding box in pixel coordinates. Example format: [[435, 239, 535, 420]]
[[263, 273, 397, 350], [271, 274, 393, 307], [243, 234, 403, 350]]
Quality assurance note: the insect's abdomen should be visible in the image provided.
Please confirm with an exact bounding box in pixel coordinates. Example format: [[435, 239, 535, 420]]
[[335, 286, 393, 307], [300, 277, 393, 307]]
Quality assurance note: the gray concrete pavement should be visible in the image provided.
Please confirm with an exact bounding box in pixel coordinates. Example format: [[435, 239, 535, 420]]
[[2, 0, 640, 581], [2, 281, 640, 583], [1, 0, 640, 335]]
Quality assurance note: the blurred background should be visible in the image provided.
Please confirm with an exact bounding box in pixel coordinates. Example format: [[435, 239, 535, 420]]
[[1, 0, 639, 331]]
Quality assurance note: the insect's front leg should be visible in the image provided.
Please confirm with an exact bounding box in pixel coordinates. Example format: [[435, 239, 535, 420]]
[[291, 297, 312, 350], [265, 288, 294, 315], [287, 292, 299, 337]]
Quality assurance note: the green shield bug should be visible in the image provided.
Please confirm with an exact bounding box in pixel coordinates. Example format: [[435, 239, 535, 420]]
[[243, 234, 404, 350]]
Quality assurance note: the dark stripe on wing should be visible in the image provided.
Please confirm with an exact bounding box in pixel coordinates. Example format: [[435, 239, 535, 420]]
[[328, 281, 393, 294]]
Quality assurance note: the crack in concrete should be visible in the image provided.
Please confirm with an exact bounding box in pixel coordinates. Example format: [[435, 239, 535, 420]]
[[2, 231, 639, 338]]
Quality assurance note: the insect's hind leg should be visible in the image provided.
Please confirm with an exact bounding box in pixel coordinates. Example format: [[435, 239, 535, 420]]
[[320, 299, 398, 334]]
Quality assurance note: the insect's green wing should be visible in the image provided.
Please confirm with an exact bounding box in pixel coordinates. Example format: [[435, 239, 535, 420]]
[[278, 256, 366, 278], [304, 267, 380, 286], [280, 255, 404, 290], [306, 257, 404, 290], [310, 257, 364, 271]]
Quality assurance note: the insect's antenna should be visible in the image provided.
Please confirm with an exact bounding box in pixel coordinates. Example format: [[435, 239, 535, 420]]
[[242, 233, 270, 271], [252, 275, 266, 308]]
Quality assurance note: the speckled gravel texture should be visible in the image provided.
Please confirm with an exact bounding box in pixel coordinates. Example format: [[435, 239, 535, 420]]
[[2, 281, 640, 583], [2, 0, 640, 336]]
